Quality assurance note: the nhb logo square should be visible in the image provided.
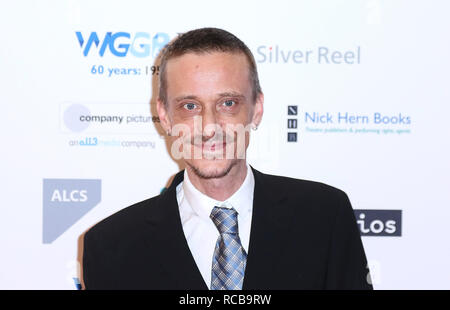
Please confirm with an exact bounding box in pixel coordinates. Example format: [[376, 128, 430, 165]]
[[287, 132, 297, 142], [287, 119, 297, 129], [288, 105, 297, 115]]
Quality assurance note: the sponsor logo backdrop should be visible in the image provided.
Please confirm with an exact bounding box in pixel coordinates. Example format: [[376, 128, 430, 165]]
[[0, 0, 449, 289]]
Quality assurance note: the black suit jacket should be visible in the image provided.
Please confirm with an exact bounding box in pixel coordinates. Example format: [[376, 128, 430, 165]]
[[82, 166, 372, 290]]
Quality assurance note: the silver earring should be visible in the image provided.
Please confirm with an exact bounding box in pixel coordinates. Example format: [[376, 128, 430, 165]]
[[252, 125, 258, 131]]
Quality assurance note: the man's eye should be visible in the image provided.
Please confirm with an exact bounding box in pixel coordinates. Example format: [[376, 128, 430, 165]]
[[183, 103, 197, 110], [222, 100, 236, 107]]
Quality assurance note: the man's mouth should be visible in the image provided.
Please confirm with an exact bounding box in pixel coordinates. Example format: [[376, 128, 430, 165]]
[[198, 142, 226, 152]]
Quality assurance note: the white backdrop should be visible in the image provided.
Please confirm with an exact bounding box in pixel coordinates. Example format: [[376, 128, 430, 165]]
[[1, 0, 449, 289]]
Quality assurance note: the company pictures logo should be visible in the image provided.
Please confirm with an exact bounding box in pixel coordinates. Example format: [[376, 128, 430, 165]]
[[43, 179, 101, 243], [76, 31, 170, 57], [354, 209, 402, 237]]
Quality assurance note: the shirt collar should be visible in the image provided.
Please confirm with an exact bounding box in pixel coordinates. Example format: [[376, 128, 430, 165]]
[[182, 162, 254, 222]]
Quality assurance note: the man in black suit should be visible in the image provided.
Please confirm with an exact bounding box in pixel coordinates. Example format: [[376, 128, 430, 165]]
[[82, 27, 372, 290]]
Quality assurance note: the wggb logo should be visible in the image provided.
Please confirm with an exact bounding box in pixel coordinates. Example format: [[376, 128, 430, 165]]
[[43, 179, 101, 243], [75, 31, 170, 57], [354, 209, 402, 237]]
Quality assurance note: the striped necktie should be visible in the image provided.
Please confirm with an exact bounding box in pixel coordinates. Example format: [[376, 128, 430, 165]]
[[210, 205, 247, 290]]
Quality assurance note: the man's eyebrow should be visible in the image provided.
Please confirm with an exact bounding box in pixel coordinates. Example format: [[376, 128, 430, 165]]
[[217, 92, 246, 99], [174, 95, 200, 102], [174, 92, 246, 102]]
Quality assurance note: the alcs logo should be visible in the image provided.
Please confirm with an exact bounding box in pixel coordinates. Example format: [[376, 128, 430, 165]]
[[43, 179, 102, 244], [51, 189, 88, 202], [75, 31, 170, 57]]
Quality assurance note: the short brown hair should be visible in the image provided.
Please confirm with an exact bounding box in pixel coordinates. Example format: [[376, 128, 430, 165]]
[[158, 27, 262, 105]]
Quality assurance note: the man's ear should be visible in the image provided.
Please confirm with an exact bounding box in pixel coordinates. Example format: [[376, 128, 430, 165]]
[[251, 92, 264, 128], [156, 98, 172, 134]]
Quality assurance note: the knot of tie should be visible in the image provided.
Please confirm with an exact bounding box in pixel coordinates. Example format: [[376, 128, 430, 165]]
[[210, 206, 239, 235]]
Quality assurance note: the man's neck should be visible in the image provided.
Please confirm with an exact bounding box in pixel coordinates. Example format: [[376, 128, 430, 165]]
[[185, 160, 248, 202]]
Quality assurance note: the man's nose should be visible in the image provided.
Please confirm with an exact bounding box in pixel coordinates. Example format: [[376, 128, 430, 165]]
[[202, 108, 218, 140]]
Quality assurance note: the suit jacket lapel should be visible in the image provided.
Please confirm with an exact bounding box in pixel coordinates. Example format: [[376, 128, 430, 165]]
[[144, 170, 208, 290], [243, 166, 293, 289]]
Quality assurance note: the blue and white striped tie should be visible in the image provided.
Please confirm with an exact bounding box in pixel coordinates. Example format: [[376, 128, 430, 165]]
[[210, 205, 247, 290]]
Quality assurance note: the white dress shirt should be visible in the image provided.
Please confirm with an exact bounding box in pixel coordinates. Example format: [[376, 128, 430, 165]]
[[176, 162, 255, 289]]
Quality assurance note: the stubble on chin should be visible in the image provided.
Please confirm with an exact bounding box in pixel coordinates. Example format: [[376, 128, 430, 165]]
[[186, 159, 239, 180]]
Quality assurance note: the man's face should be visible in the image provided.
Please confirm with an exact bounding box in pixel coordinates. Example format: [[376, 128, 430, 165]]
[[157, 51, 263, 178]]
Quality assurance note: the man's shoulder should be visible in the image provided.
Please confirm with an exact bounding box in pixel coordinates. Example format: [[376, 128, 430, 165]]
[[84, 194, 162, 240], [254, 169, 352, 220], [256, 169, 348, 200]]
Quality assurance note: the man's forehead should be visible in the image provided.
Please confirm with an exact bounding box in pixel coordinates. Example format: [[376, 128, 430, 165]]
[[166, 50, 249, 69], [164, 51, 252, 99]]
